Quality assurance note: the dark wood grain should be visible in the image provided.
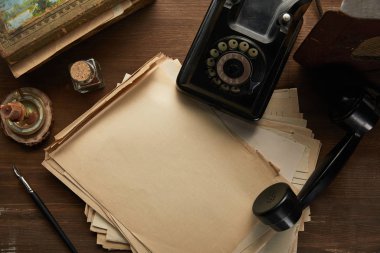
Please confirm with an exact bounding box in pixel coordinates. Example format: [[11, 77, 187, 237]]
[[0, 1, 379, 252]]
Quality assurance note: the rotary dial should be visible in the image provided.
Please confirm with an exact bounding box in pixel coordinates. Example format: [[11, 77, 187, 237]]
[[206, 38, 259, 94]]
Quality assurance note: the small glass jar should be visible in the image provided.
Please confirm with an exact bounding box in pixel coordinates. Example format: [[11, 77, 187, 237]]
[[69, 58, 104, 93]]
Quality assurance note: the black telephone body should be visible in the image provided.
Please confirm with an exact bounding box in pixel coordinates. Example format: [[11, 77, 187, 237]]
[[177, 0, 312, 120]]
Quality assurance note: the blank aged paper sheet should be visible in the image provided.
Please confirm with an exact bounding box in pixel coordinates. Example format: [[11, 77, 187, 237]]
[[44, 55, 286, 252]]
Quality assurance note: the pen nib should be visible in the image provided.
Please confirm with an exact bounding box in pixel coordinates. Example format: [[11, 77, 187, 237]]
[[12, 164, 33, 193], [13, 164, 22, 178]]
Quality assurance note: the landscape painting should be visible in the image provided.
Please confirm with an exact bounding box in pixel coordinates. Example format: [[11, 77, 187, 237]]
[[0, 0, 67, 32]]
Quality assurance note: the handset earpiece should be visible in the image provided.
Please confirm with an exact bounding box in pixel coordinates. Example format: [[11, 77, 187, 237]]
[[252, 87, 379, 231]]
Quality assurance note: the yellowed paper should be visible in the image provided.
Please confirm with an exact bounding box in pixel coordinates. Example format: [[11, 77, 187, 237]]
[[44, 55, 285, 252], [216, 111, 307, 181], [265, 89, 300, 115], [43, 157, 148, 252], [89, 72, 316, 250], [97, 234, 130, 250], [86, 207, 129, 244], [256, 119, 313, 137], [45, 54, 321, 252]]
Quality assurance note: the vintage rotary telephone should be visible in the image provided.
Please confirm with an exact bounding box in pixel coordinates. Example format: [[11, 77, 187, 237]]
[[177, 0, 313, 120], [252, 68, 380, 231]]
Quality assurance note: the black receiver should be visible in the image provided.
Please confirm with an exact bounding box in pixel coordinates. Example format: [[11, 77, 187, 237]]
[[252, 85, 380, 231], [177, 0, 312, 120]]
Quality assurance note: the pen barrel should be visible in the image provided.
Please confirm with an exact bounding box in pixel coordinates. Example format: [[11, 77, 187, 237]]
[[30, 192, 78, 253]]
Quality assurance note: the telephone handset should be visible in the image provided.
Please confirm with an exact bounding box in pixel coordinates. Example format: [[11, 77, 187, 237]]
[[252, 85, 379, 231]]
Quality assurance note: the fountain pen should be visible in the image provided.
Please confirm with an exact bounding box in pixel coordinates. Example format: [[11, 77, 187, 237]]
[[13, 164, 78, 253]]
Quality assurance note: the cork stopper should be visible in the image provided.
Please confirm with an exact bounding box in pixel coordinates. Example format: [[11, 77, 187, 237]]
[[70, 61, 94, 82]]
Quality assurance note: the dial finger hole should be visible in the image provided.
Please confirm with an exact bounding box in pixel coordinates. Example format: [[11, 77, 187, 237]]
[[207, 58, 215, 67], [212, 77, 222, 85], [248, 48, 258, 58], [239, 42, 249, 52], [231, 87, 241, 93], [218, 42, 228, 52], [210, 49, 219, 58], [228, 39, 238, 49], [208, 68, 216, 77], [221, 84, 230, 91]]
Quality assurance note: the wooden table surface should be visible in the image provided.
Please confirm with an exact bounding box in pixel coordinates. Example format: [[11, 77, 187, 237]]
[[1, 1, 379, 252]]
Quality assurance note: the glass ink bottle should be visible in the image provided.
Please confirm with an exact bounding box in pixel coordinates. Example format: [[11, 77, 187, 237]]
[[69, 59, 104, 93]]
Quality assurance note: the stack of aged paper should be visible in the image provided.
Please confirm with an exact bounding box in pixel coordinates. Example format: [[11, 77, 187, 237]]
[[42, 53, 320, 252]]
